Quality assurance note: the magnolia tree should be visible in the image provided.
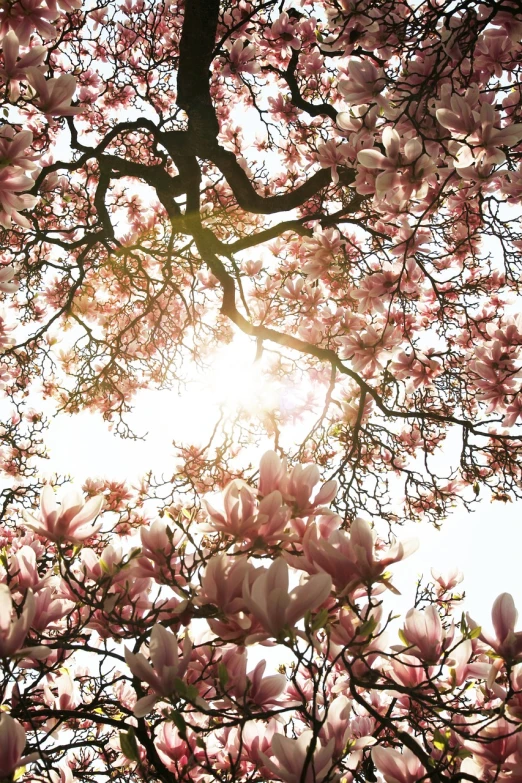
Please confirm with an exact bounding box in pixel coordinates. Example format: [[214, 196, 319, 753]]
[[2, 0, 522, 781]]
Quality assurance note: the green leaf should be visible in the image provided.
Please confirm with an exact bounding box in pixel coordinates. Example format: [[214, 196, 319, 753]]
[[312, 608, 329, 632], [174, 677, 200, 702], [469, 626, 482, 639], [398, 628, 409, 646], [432, 728, 449, 749], [169, 709, 188, 739], [358, 616, 378, 638], [120, 729, 139, 762], [218, 662, 229, 689]]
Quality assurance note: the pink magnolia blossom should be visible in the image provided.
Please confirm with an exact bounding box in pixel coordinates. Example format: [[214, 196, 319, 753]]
[[480, 593, 522, 661], [447, 638, 492, 687], [320, 695, 376, 759], [338, 57, 386, 106], [30, 584, 74, 631], [372, 745, 426, 783], [0, 585, 49, 658], [0, 31, 46, 100], [219, 649, 286, 708], [431, 566, 464, 593], [44, 671, 78, 712], [257, 450, 337, 513], [8, 0, 58, 46], [23, 484, 104, 544], [259, 730, 335, 783], [357, 128, 437, 204], [400, 605, 447, 663], [341, 324, 402, 377], [287, 516, 417, 594], [316, 139, 351, 185], [301, 227, 343, 281], [46, 0, 82, 13], [242, 558, 332, 640], [0, 713, 35, 779], [436, 86, 481, 136], [255, 490, 291, 544], [204, 480, 257, 538], [140, 517, 183, 559], [503, 395, 522, 428], [0, 264, 19, 294], [464, 717, 521, 768], [125, 624, 192, 717], [350, 268, 399, 313], [10, 544, 40, 589], [156, 722, 195, 771], [439, 99, 522, 165], [0, 165, 37, 228], [25, 67, 83, 117], [0, 127, 39, 172], [266, 12, 301, 57], [391, 350, 442, 390], [386, 653, 430, 688], [242, 719, 279, 767], [222, 40, 260, 76]]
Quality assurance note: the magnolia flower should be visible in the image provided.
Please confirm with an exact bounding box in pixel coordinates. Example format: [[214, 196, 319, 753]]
[[436, 89, 480, 136], [0, 713, 37, 780], [258, 449, 287, 496], [267, 12, 301, 55], [447, 639, 492, 687], [0, 128, 39, 171], [242, 719, 280, 767], [125, 624, 192, 717], [401, 605, 447, 663], [0, 265, 19, 294], [338, 57, 386, 106], [25, 68, 83, 117], [316, 139, 351, 184], [464, 717, 521, 767], [23, 485, 104, 544], [0, 585, 49, 658], [204, 480, 257, 538], [0, 166, 38, 228], [259, 730, 335, 783], [8, 0, 59, 46], [503, 395, 522, 428], [431, 566, 463, 593], [242, 558, 332, 640], [222, 40, 260, 76], [320, 695, 376, 760], [357, 127, 436, 203], [480, 593, 522, 661], [0, 31, 46, 100], [372, 745, 426, 783], [286, 517, 417, 594], [30, 585, 74, 631]]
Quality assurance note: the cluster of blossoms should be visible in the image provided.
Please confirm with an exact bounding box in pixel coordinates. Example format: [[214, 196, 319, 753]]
[[0, 450, 521, 783], [0, 0, 521, 526], [0, 8, 82, 230], [1, 1, 522, 781]]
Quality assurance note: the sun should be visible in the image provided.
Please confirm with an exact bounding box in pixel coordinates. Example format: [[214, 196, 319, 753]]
[[196, 335, 278, 416], [43, 332, 320, 483]]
